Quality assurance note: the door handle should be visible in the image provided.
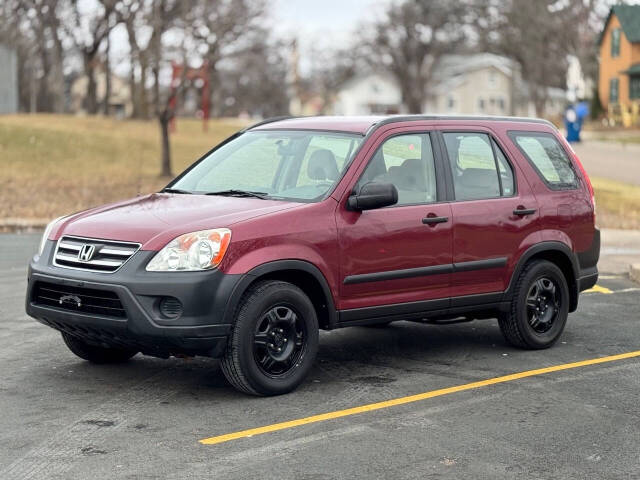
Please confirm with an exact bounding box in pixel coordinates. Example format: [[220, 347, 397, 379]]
[[422, 216, 449, 225], [513, 207, 536, 216]]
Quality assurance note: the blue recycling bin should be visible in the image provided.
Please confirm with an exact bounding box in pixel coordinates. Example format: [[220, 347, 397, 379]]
[[565, 102, 589, 143]]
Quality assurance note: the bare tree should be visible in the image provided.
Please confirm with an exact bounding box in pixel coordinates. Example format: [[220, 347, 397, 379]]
[[363, 0, 469, 113], [66, 0, 120, 114], [474, 0, 606, 116], [2, 0, 66, 112], [147, 0, 185, 177], [117, 0, 150, 118], [187, 0, 267, 117]]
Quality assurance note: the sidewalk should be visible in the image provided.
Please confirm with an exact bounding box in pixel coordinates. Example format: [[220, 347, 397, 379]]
[[599, 228, 640, 278]]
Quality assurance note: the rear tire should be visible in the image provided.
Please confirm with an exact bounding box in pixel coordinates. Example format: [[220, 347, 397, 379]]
[[498, 260, 569, 349], [221, 280, 318, 396], [61, 332, 138, 363]]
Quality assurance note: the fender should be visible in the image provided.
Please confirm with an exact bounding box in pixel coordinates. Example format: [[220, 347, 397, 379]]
[[504, 241, 580, 311], [221, 259, 339, 328]]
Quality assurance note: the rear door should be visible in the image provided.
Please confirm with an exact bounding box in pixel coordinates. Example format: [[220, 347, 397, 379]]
[[439, 128, 540, 300], [336, 127, 452, 314]]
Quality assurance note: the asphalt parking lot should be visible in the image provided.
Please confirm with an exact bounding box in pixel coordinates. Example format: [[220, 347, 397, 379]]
[[1, 234, 639, 480]]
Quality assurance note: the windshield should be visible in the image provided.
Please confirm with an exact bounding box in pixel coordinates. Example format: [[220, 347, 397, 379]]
[[170, 130, 363, 202]]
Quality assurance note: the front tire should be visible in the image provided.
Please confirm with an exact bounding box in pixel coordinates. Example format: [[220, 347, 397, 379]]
[[498, 260, 569, 349], [221, 280, 319, 396], [61, 332, 138, 363]]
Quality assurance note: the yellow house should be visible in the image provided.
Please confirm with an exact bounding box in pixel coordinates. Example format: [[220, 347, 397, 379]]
[[598, 4, 640, 126]]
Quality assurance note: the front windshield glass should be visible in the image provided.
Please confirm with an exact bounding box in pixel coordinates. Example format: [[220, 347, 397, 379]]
[[171, 130, 363, 202]]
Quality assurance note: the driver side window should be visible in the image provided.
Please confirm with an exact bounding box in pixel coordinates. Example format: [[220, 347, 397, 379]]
[[357, 134, 437, 206]]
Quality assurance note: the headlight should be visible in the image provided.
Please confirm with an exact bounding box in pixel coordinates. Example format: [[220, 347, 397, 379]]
[[146, 228, 231, 272], [39, 216, 66, 256]]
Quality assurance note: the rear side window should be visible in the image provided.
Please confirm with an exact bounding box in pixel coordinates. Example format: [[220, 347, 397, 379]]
[[442, 132, 514, 201], [509, 132, 578, 189]]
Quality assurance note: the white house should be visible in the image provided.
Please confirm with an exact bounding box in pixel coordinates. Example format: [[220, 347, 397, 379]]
[[331, 73, 403, 116], [330, 53, 568, 118]]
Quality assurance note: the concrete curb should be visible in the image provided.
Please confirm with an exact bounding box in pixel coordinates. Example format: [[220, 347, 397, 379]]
[[630, 264, 640, 285], [0, 218, 47, 233]]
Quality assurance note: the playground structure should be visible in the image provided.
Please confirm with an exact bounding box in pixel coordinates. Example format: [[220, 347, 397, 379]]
[[169, 61, 210, 132]]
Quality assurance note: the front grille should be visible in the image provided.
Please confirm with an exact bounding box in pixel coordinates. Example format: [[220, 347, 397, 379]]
[[53, 236, 140, 273], [32, 281, 126, 318]]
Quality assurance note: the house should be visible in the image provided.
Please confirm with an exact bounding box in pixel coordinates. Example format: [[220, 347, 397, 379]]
[[332, 73, 403, 116], [70, 64, 133, 117], [427, 53, 514, 116], [598, 4, 640, 126], [0, 43, 18, 114], [330, 53, 566, 119]]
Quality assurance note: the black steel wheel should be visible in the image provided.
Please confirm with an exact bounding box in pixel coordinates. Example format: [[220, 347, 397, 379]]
[[221, 280, 318, 396], [253, 305, 307, 377], [499, 260, 569, 349], [525, 277, 561, 334]]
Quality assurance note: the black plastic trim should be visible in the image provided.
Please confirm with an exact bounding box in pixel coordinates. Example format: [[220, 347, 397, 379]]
[[453, 257, 507, 273], [504, 241, 580, 312], [337, 292, 504, 326], [223, 259, 339, 328], [343, 257, 507, 285], [577, 228, 601, 270]]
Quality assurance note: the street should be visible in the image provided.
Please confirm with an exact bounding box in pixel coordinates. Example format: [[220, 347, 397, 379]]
[[573, 140, 640, 186], [1, 234, 639, 480]]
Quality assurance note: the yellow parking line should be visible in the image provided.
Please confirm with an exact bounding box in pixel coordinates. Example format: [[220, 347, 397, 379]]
[[584, 285, 613, 294], [199, 350, 640, 445]]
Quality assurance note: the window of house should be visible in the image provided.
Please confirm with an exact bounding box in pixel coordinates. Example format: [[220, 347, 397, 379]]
[[611, 28, 621, 57], [610, 77, 619, 102], [447, 96, 456, 110], [498, 97, 505, 111], [357, 134, 437, 206], [489, 70, 496, 85], [509, 132, 578, 190], [630, 76, 640, 99], [478, 98, 485, 112], [442, 132, 514, 201]]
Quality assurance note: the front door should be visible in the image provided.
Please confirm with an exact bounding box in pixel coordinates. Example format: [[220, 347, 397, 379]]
[[336, 130, 452, 313]]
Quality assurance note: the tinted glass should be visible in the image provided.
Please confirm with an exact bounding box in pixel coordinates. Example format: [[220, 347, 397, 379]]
[[358, 134, 437, 205], [443, 132, 501, 200], [172, 130, 362, 201], [511, 132, 578, 189], [494, 141, 515, 196]]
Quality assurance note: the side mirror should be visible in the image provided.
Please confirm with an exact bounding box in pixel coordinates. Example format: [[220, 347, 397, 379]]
[[348, 182, 398, 211]]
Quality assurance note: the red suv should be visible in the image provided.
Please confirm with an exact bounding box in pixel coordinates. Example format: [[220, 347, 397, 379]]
[[27, 115, 599, 395]]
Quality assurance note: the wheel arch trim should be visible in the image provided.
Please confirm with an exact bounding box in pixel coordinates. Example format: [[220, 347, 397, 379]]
[[221, 259, 339, 329], [505, 241, 580, 311]]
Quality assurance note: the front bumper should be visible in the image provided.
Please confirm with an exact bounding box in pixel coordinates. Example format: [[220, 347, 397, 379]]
[[26, 240, 243, 357]]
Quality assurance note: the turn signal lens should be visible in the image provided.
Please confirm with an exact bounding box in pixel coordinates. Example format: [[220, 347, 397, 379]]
[[146, 228, 231, 272]]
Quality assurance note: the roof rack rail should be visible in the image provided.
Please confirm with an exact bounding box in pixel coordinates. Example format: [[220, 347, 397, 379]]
[[364, 115, 555, 135], [241, 116, 297, 132]]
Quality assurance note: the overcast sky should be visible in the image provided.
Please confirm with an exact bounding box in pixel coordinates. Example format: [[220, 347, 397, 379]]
[[106, 0, 388, 77]]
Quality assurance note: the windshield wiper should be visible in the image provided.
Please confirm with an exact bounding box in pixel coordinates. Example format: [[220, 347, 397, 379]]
[[162, 188, 193, 194], [205, 189, 269, 199]]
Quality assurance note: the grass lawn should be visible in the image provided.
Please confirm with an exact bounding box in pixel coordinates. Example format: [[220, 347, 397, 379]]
[[1, 114, 639, 230], [591, 177, 640, 229], [0, 114, 248, 220]]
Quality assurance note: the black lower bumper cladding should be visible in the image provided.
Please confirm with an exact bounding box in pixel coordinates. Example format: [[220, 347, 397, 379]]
[[26, 240, 243, 358]]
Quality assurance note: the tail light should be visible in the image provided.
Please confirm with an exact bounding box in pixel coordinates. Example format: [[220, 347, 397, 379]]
[[565, 141, 596, 224]]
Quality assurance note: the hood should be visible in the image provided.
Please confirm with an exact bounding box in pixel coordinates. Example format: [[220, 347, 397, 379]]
[[53, 193, 301, 250]]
